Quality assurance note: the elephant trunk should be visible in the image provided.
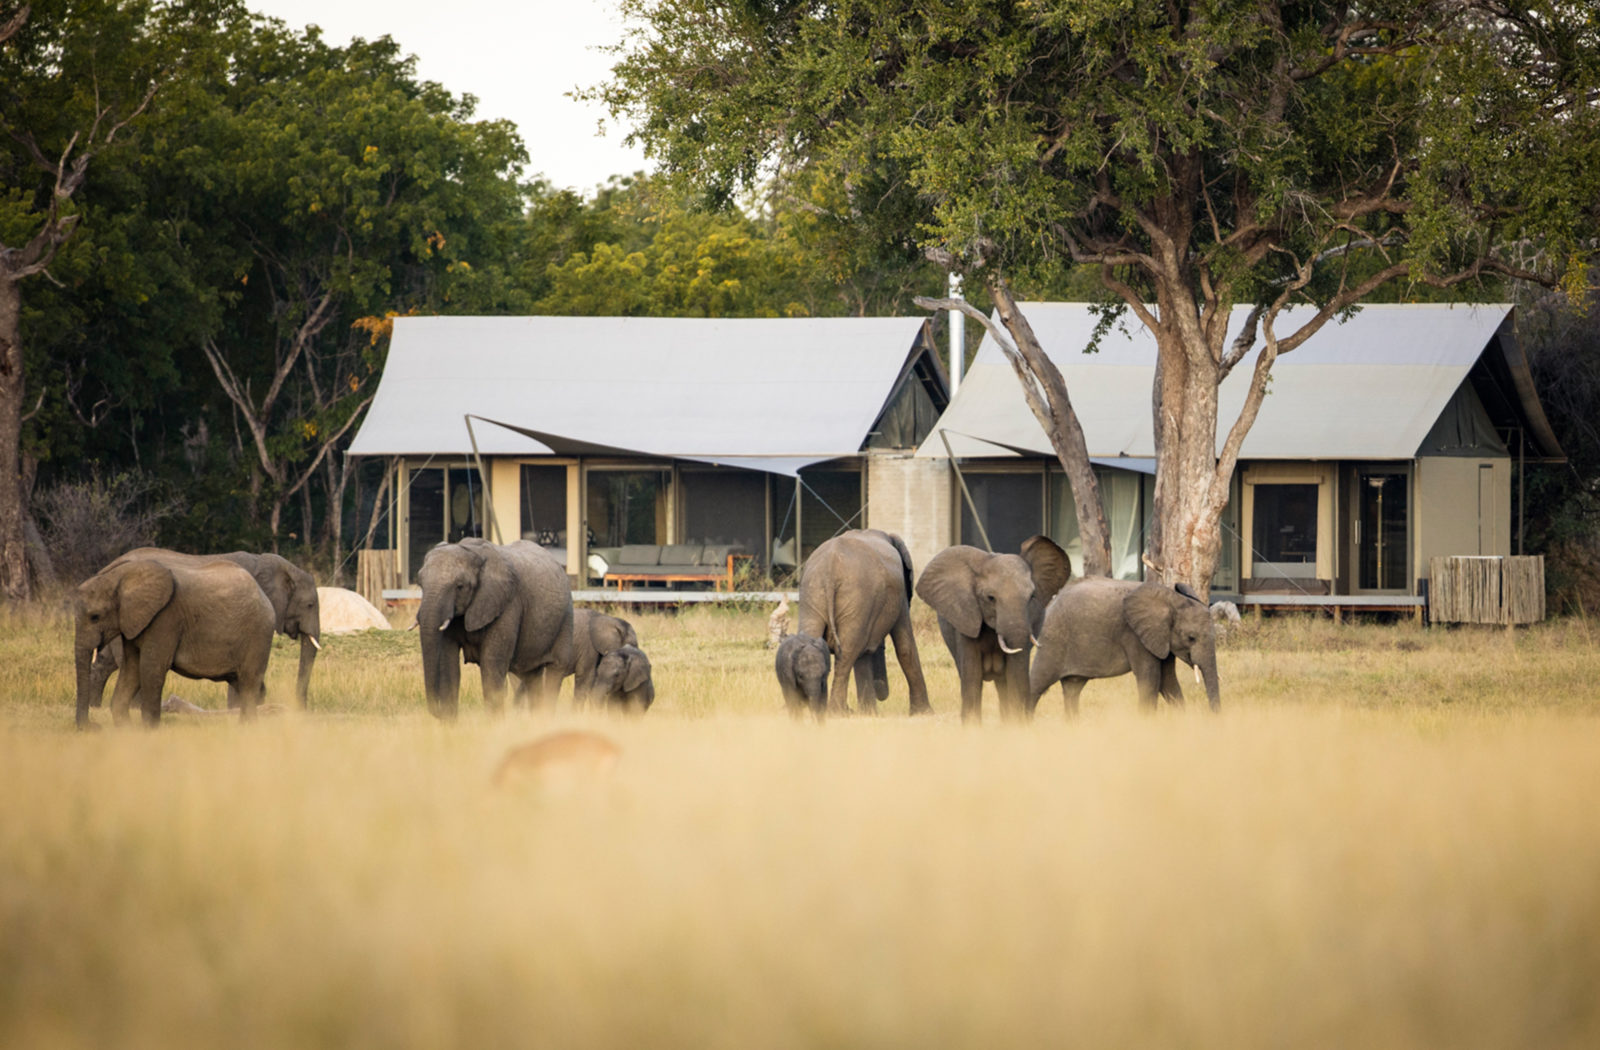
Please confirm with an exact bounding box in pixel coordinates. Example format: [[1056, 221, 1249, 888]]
[[996, 612, 1031, 656], [417, 592, 453, 718], [74, 632, 96, 730], [295, 633, 318, 709], [1197, 644, 1221, 712]]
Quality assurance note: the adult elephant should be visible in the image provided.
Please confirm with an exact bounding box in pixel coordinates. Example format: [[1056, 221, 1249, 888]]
[[796, 529, 930, 717], [916, 535, 1071, 723], [75, 558, 275, 728], [88, 548, 322, 708], [570, 608, 638, 704], [1028, 578, 1221, 715], [417, 538, 574, 719]]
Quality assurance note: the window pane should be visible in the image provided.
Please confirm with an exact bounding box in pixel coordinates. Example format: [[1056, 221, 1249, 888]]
[[1048, 468, 1145, 579], [587, 470, 669, 547], [770, 478, 799, 573], [406, 467, 444, 583], [446, 467, 484, 544], [519, 465, 567, 546], [682, 469, 766, 566], [959, 471, 1042, 555], [800, 469, 862, 561], [1252, 483, 1318, 578]]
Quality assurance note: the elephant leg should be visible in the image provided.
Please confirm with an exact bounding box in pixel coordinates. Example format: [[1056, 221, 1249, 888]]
[[889, 613, 932, 716], [1059, 677, 1088, 718], [998, 653, 1030, 723], [1132, 659, 1162, 711], [1159, 658, 1187, 708], [89, 644, 119, 708], [870, 646, 889, 701], [957, 642, 984, 724], [852, 654, 880, 716], [136, 649, 172, 728], [827, 644, 860, 717], [109, 644, 141, 727]]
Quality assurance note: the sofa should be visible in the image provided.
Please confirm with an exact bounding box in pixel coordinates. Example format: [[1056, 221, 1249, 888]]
[[587, 543, 748, 589]]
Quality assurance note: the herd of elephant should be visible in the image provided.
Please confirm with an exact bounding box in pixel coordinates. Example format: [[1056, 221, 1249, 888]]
[[777, 529, 1221, 722], [70, 529, 1222, 730]]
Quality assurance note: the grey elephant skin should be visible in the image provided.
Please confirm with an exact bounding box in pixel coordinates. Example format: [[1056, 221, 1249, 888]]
[[592, 644, 655, 711], [916, 535, 1072, 723], [417, 538, 574, 719], [570, 608, 639, 704], [796, 529, 930, 717], [774, 632, 831, 719], [75, 558, 276, 728], [89, 548, 322, 708], [1028, 578, 1221, 714]]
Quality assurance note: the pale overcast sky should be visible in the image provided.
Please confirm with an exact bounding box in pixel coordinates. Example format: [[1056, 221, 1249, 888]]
[[247, 0, 649, 193]]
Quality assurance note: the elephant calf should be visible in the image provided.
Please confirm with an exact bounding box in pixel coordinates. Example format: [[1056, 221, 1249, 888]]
[[592, 645, 654, 712], [571, 608, 639, 705], [774, 632, 831, 720]]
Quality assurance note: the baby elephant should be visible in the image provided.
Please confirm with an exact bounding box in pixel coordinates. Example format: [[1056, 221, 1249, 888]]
[[593, 645, 654, 711], [774, 633, 832, 720]]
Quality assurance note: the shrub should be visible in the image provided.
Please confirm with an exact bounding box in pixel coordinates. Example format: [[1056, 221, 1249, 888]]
[[35, 472, 182, 585]]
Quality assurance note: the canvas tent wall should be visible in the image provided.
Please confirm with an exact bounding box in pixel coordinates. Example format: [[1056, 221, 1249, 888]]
[[919, 303, 1562, 596], [347, 315, 948, 582]]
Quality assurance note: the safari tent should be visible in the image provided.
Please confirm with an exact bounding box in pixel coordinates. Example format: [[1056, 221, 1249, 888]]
[[918, 303, 1565, 600], [346, 315, 950, 585]]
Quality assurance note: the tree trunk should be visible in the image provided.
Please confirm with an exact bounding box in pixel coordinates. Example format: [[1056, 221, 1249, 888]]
[[0, 275, 31, 602], [989, 283, 1112, 577]]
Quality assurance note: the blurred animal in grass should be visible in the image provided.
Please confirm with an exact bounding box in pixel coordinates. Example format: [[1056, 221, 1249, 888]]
[[570, 609, 639, 704], [492, 731, 621, 790], [75, 558, 275, 729], [774, 632, 831, 720], [797, 529, 930, 717], [417, 539, 574, 719], [592, 645, 655, 712]]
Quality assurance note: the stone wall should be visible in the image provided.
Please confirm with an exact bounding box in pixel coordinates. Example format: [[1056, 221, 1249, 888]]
[[865, 452, 953, 579]]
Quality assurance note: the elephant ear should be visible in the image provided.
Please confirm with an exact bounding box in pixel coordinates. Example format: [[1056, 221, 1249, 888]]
[[116, 561, 176, 639], [622, 650, 652, 693], [915, 546, 984, 638], [1123, 582, 1176, 660], [619, 618, 639, 648], [1020, 534, 1071, 629], [464, 544, 515, 633]]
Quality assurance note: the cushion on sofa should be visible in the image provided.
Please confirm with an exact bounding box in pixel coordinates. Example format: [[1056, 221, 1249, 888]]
[[699, 545, 735, 568], [661, 544, 700, 567], [618, 544, 663, 566]]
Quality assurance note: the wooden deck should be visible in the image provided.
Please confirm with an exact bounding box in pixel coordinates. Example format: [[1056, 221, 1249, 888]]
[[1230, 593, 1427, 624]]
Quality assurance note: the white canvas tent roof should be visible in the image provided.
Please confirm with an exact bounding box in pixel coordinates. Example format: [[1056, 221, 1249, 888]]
[[347, 315, 934, 474], [919, 303, 1513, 461]]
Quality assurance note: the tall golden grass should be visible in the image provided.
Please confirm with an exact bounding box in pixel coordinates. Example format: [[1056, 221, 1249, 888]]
[[2, 603, 1599, 1048]]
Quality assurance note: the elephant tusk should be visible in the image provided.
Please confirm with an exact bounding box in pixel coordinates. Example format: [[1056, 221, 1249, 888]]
[[1030, 634, 1040, 647], [438, 621, 450, 632], [308, 636, 322, 652], [999, 640, 1023, 655], [1194, 665, 1202, 684], [91, 646, 100, 663]]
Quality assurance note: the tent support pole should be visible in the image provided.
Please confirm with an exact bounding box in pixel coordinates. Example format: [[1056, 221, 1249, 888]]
[[464, 414, 503, 545], [941, 430, 993, 553]]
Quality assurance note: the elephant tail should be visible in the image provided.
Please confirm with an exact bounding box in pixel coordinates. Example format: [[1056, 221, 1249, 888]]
[[886, 532, 915, 605]]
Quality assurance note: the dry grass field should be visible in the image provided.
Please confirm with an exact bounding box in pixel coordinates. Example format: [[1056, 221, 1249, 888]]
[[3, 600, 1599, 1049]]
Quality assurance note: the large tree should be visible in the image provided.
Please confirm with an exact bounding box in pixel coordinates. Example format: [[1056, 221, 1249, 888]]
[[602, 0, 1600, 591], [0, 0, 219, 599]]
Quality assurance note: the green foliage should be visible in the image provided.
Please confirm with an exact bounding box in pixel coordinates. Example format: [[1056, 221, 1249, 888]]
[[602, 0, 1600, 306]]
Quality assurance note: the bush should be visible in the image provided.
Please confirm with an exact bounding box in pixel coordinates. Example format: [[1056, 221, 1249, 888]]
[[35, 473, 182, 585]]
